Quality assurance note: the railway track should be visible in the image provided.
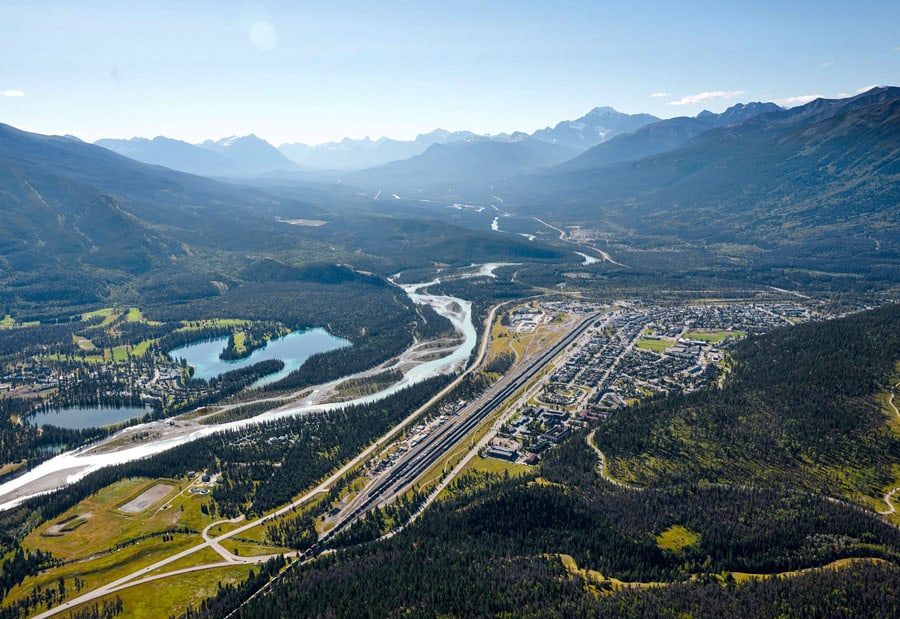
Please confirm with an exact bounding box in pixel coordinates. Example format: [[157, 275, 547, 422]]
[[325, 311, 600, 540]]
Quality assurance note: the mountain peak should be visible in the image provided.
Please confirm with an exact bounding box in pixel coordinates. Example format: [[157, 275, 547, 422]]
[[586, 105, 619, 116], [531, 107, 659, 151]]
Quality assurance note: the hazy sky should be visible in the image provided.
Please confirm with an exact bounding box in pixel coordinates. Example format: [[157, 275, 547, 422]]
[[2, 1, 898, 145]]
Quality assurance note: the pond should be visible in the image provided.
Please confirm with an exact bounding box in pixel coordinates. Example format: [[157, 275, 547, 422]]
[[167, 328, 351, 386], [30, 405, 151, 430]]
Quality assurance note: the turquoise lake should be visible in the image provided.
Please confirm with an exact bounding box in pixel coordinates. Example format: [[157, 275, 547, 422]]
[[30, 405, 151, 430], [167, 328, 351, 386]]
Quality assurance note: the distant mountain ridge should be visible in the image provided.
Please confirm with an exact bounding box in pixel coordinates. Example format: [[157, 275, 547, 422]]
[[97, 134, 300, 177], [339, 103, 790, 195], [348, 136, 579, 194], [94, 106, 660, 175], [279, 129, 477, 171], [556, 101, 783, 172], [95, 136, 242, 177]]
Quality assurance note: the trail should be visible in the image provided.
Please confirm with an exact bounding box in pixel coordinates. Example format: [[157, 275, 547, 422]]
[[585, 430, 640, 490], [877, 381, 900, 515]]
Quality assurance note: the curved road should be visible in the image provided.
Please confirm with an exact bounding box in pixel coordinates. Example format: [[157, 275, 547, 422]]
[[878, 381, 900, 516]]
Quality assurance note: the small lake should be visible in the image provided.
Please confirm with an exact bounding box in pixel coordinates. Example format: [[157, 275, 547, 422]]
[[30, 405, 151, 430], [168, 328, 350, 387]]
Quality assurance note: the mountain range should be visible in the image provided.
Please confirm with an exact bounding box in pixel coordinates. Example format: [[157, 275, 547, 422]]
[[94, 106, 660, 176], [4, 86, 899, 310], [512, 87, 899, 289], [96, 134, 300, 177], [278, 129, 477, 171]]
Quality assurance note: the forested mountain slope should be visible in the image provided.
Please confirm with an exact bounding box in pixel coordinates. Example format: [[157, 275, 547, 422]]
[[504, 88, 900, 283], [597, 303, 900, 502]]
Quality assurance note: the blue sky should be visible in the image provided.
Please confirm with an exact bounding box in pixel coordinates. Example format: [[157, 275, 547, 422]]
[[2, 1, 898, 145]]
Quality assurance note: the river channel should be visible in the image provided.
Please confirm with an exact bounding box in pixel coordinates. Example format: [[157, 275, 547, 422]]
[[0, 276, 477, 509]]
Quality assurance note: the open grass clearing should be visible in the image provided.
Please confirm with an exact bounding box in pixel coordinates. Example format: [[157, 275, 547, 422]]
[[559, 554, 887, 592], [142, 546, 224, 577], [66, 564, 253, 619], [655, 524, 700, 552], [728, 557, 890, 584], [81, 307, 118, 320], [6, 534, 199, 608], [219, 537, 286, 558], [73, 335, 97, 351], [0, 459, 26, 478], [460, 454, 531, 478], [24, 477, 214, 560]]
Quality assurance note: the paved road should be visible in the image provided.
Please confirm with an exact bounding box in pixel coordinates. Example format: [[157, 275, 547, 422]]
[[30, 300, 509, 618], [325, 312, 600, 539]]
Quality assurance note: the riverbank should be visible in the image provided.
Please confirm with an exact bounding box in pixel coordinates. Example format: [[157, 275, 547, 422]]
[[0, 277, 477, 511]]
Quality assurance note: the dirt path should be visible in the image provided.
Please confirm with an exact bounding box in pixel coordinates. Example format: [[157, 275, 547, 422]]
[[585, 430, 640, 490], [877, 381, 900, 515]]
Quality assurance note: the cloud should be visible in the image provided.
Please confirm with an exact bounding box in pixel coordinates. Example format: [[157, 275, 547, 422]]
[[1, 89, 25, 97], [650, 92, 669, 98], [855, 84, 881, 94], [774, 94, 823, 107], [667, 90, 745, 106]]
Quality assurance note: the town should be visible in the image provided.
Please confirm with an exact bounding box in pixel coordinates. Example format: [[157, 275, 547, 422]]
[[480, 300, 815, 465]]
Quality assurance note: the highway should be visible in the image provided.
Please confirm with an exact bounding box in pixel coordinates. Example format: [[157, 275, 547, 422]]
[[32, 306, 597, 618], [325, 310, 601, 541]]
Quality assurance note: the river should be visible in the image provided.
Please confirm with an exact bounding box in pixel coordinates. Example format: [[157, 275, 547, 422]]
[[0, 277, 477, 510]]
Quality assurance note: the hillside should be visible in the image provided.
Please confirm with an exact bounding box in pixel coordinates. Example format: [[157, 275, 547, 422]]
[[350, 137, 578, 194], [504, 88, 900, 286], [0, 123, 334, 312], [596, 303, 900, 503]]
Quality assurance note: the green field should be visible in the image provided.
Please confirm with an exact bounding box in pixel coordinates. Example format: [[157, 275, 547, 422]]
[[66, 564, 254, 619], [636, 337, 673, 353], [683, 330, 746, 343]]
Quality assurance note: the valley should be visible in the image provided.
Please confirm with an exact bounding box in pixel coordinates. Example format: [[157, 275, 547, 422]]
[[1, 84, 899, 618]]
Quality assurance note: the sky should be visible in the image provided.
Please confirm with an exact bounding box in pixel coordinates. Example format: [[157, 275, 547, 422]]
[[2, 1, 899, 146]]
